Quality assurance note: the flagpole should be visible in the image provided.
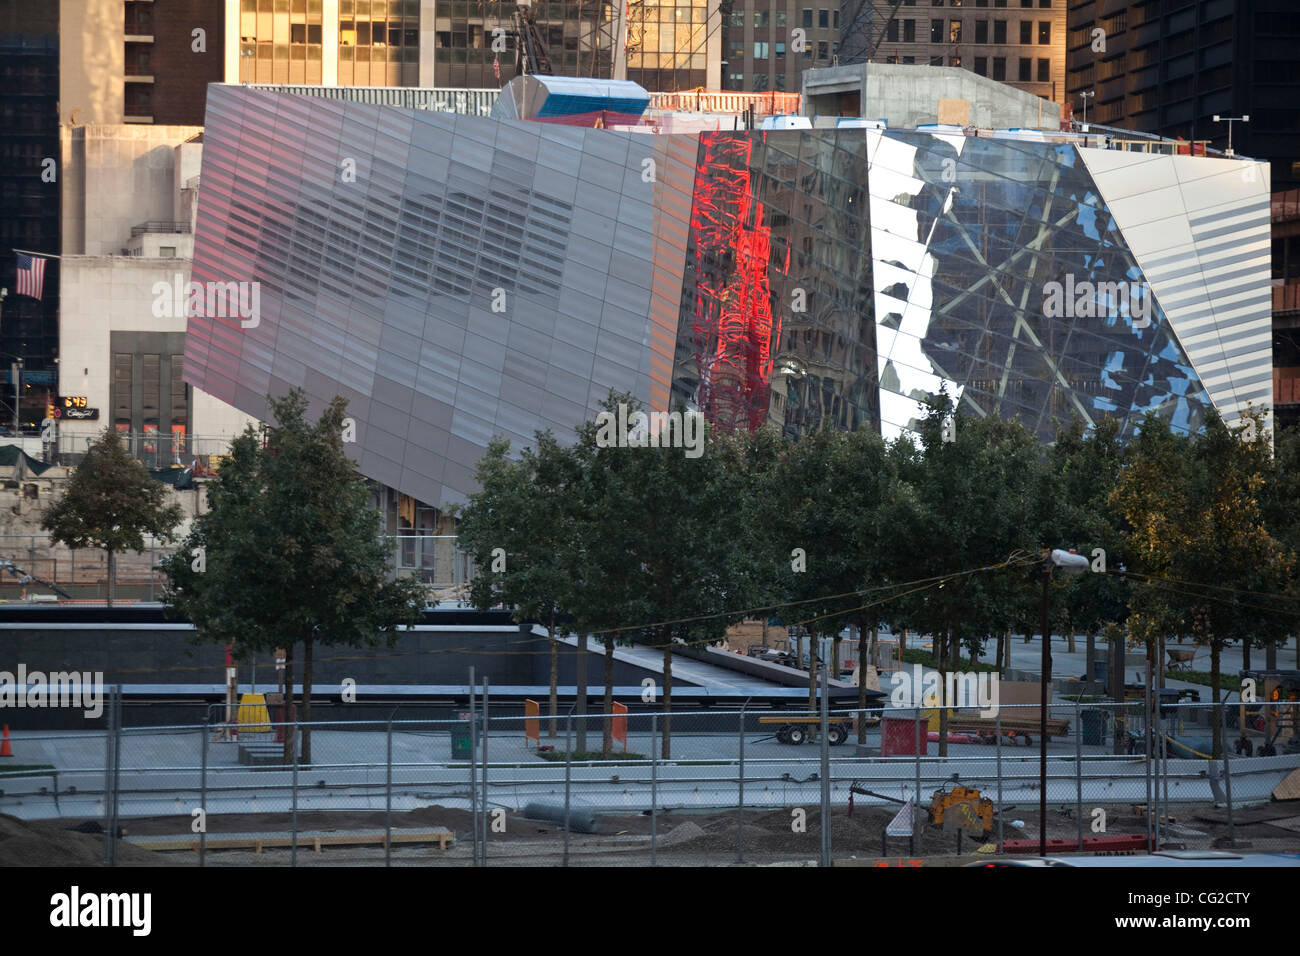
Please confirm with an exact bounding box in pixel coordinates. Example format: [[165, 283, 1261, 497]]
[[11, 249, 62, 259]]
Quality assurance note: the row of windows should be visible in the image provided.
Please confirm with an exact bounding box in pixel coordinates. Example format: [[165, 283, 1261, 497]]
[[883, 18, 1052, 44], [895, 0, 1052, 6]]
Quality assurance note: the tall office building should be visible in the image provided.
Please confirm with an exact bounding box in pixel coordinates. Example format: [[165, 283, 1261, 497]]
[[228, 0, 720, 93], [1, 2, 60, 414], [1064, 0, 1299, 191], [722, 0, 842, 92]]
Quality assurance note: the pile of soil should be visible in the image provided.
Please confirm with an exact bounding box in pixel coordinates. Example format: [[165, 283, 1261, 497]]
[[0, 814, 163, 867], [654, 807, 967, 857]]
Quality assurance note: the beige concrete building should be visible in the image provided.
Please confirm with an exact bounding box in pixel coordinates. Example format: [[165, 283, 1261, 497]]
[[57, 125, 256, 460]]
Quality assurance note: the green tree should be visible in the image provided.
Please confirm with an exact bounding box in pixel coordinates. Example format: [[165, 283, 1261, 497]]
[[565, 393, 755, 758], [42, 427, 184, 606], [161, 390, 425, 763], [456, 431, 580, 737], [890, 391, 1049, 754], [1111, 408, 1294, 756]]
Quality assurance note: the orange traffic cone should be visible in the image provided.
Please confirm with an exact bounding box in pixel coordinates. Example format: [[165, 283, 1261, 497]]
[[1, 725, 13, 757]]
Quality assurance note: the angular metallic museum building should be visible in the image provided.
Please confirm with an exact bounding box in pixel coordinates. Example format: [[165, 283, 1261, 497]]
[[187, 85, 1272, 508]]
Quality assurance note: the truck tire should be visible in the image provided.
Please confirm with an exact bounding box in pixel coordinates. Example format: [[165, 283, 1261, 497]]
[[787, 726, 807, 745], [827, 725, 847, 746]]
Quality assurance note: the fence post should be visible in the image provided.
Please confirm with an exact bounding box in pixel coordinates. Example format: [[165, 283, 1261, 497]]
[[1144, 660, 1153, 851], [736, 703, 746, 865], [1075, 699, 1083, 851], [1221, 701, 1235, 847], [110, 687, 122, 867], [650, 712, 658, 867], [468, 666, 478, 867], [995, 707, 1003, 852], [199, 716, 208, 867], [481, 676, 489, 866], [819, 661, 831, 867], [102, 690, 115, 867], [912, 705, 921, 857], [149, 537, 155, 602], [563, 708, 573, 867], [385, 714, 394, 868], [291, 717, 299, 868]]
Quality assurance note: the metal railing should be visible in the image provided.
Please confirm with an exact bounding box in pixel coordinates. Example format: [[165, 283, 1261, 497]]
[[3, 698, 1295, 867], [130, 220, 190, 237], [0, 532, 473, 601]]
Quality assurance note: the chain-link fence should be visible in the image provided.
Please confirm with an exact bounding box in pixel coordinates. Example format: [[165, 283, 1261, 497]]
[[0, 533, 472, 603], [3, 692, 1297, 867]]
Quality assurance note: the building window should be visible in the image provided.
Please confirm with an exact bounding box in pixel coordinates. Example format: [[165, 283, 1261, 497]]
[[975, 19, 988, 42], [1018, 57, 1031, 80], [1019, 20, 1031, 44], [930, 18, 943, 42], [929, 55, 944, 65], [950, 20, 961, 42], [974, 55, 987, 75], [729, 11, 744, 27], [776, 42, 786, 56], [1038, 21, 1051, 44], [1020, 0, 1032, 6], [1037, 57, 1049, 81], [754, 41, 769, 58], [1039, 0, 1051, 6], [817, 40, 828, 59], [754, 10, 769, 27], [818, 9, 829, 28], [992, 56, 1005, 79], [159, 246, 176, 257], [802, 9, 812, 28], [776, 11, 787, 28], [993, 19, 1007, 42], [887, 19, 899, 41], [754, 72, 769, 90], [903, 19, 915, 41]]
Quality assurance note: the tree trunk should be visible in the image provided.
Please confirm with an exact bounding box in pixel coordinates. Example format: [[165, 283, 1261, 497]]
[[1067, 627, 1076, 655], [575, 633, 588, 753], [1242, 638, 1251, 672], [762, 618, 769, 649], [602, 636, 615, 758], [898, 628, 907, 656], [1086, 631, 1096, 691], [1266, 639, 1277, 671], [282, 644, 295, 765], [547, 622, 558, 739], [106, 548, 115, 608], [301, 635, 314, 765], [1210, 637, 1222, 759], [660, 635, 673, 759], [857, 623, 870, 745]]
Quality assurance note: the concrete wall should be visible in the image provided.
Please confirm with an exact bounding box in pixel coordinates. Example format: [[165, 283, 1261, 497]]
[[57, 255, 258, 446], [62, 125, 204, 257], [59, 0, 124, 127], [803, 62, 1062, 130]]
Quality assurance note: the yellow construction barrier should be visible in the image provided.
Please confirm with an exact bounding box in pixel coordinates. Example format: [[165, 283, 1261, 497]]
[[236, 693, 271, 733]]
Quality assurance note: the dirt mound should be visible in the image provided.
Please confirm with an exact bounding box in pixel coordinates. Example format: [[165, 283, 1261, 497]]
[[0, 815, 163, 867]]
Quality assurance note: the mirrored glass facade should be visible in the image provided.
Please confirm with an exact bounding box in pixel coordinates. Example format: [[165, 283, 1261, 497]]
[[187, 85, 1273, 508]]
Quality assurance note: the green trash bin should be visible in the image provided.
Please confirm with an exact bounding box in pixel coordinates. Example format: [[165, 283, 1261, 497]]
[[1081, 708, 1110, 746], [450, 719, 473, 759]]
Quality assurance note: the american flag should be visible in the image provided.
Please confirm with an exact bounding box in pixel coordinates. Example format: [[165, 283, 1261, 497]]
[[16, 253, 47, 300]]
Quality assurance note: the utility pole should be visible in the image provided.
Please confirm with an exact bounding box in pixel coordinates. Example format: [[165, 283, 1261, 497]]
[[11, 357, 22, 435]]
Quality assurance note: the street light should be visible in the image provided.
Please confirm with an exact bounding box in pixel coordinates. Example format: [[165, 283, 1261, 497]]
[[1212, 114, 1249, 157], [1040, 547, 1089, 857], [1078, 90, 1094, 129]]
